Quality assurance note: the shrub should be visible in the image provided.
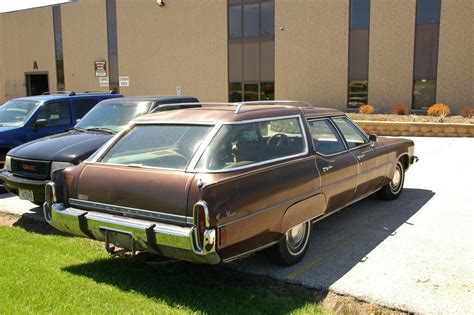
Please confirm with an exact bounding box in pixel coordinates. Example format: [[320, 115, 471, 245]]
[[459, 106, 474, 118], [359, 104, 375, 114], [392, 102, 409, 115], [427, 103, 450, 117]]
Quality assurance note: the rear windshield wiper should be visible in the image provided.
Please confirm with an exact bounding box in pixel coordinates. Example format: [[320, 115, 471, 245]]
[[85, 127, 116, 134]]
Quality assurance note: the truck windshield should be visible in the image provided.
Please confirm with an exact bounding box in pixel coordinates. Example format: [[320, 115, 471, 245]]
[[100, 124, 212, 170], [75, 101, 151, 133], [0, 100, 38, 127]]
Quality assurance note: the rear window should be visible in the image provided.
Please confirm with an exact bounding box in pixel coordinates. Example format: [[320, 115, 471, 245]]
[[196, 117, 307, 171], [100, 124, 212, 170]]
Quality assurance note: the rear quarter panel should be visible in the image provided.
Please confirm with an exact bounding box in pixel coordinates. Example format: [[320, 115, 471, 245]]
[[190, 157, 322, 261]]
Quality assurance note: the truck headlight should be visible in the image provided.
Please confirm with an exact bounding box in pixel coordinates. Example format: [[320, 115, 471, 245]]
[[50, 161, 74, 176], [5, 156, 12, 172]]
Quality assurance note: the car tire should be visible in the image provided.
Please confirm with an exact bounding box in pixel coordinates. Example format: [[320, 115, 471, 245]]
[[267, 221, 312, 266], [378, 160, 405, 200]]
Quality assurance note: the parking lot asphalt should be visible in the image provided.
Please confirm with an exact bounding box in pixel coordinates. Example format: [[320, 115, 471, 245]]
[[0, 137, 472, 314]]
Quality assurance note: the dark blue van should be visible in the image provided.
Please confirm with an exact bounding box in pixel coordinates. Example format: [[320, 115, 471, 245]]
[[0, 92, 122, 167]]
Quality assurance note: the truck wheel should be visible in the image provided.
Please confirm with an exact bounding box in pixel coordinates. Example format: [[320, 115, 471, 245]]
[[268, 221, 312, 266], [378, 160, 405, 200]]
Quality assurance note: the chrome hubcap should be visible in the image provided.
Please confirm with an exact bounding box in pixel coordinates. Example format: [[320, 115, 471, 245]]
[[286, 223, 306, 253], [390, 164, 403, 192]]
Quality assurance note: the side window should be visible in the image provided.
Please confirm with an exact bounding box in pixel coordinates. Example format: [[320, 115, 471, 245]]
[[332, 117, 368, 149], [196, 117, 307, 171], [73, 99, 99, 119], [36, 101, 71, 127], [307, 119, 346, 155]]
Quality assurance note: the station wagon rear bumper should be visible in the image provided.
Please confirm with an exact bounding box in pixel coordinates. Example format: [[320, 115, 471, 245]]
[[43, 186, 221, 265]]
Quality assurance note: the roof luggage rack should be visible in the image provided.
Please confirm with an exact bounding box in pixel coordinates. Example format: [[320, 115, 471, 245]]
[[150, 100, 315, 115], [42, 91, 76, 96], [42, 90, 118, 96], [233, 100, 314, 114], [82, 90, 118, 94]]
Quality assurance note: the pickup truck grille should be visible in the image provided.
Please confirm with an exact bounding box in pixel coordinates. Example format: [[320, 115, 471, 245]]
[[11, 158, 50, 180]]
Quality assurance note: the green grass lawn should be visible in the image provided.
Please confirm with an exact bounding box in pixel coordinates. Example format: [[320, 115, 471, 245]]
[[0, 225, 324, 314]]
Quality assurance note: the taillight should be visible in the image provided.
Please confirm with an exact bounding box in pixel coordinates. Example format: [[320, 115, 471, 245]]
[[193, 201, 209, 251], [197, 206, 206, 247]]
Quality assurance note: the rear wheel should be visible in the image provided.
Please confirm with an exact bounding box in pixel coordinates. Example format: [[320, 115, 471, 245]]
[[267, 221, 312, 266], [378, 160, 405, 200]]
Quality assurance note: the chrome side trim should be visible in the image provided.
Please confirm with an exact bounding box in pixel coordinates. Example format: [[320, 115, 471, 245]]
[[68, 198, 193, 225]]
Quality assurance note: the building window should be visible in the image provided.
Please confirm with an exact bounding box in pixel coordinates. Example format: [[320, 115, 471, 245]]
[[348, 0, 370, 108], [412, 0, 441, 110], [228, 0, 275, 102], [52, 6, 65, 91], [228, 82, 275, 103]]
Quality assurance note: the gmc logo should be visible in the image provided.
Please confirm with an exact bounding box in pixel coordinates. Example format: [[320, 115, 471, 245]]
[[22, 164, 37, 171]]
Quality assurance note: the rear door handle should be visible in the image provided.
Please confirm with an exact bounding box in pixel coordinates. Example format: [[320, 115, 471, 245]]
[[322, 166, 333, 172], [357, 154, 365, 161]]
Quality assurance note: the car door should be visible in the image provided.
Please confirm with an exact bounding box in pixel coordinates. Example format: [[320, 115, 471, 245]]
[[331, 116, 387, 199], [307, 118, 359, 212], [27, 100, 72, 141]]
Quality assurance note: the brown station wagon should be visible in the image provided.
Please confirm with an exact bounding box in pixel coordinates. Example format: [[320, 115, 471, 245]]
[[44, 101, 418, 266]]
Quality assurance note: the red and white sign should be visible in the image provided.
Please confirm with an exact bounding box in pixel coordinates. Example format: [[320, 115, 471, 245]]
[[95, 61, 107, 77]]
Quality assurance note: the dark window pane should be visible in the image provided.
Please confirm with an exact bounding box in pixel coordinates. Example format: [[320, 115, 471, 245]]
[[243, 41, 260, 81], [243, 3, 259, 37], [413, 24, 439, 80], [229, 83, 242, 102], [416, 0, 441, 24], [229, 42, 243, 82], [73, 99, 98, 119], [413, 80, 436, 110], [261, 2, 274, 37], [37, 101, 71, 127], [350, 0, 370, 29], [243, 82, 259, 101], [260, 82, 274, 100], [229, 5, 242, 39], [348, 80, 368, 108], [348, 29, 369, 80], [260, 40, 274, 81]]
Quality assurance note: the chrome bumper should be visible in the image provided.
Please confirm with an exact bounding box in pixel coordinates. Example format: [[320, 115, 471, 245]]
[[43, 198, 220, 265]]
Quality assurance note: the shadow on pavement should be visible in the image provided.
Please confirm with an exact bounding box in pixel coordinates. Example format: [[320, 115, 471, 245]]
[[232, 188, 435, 288], [59, 188, 432, 313], [64, 255, 325, 314]]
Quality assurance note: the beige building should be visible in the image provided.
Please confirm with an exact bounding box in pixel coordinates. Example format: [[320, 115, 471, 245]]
[[0, 0, 472, 113]]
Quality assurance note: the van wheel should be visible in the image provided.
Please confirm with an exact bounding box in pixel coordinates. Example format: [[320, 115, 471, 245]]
[[378, 160, 405, 200], [267, 221, 311, 266]]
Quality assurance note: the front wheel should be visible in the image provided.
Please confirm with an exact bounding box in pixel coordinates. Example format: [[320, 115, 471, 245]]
[[378, 160, 405, 200], [267, 221, 312, 266]]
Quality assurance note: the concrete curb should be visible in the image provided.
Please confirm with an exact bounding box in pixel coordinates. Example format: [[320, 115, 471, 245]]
[[354, 120, 474, 137]]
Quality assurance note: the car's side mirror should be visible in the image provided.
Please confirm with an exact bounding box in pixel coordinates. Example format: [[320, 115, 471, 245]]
[[369, 134, 378, 142], [33, 119, 48, 129]]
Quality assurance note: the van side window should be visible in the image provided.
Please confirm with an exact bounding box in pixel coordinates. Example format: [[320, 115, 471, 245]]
[[36, 101, 71, 127], [307, 119, 346, 155], [73, 99, 99, 119]]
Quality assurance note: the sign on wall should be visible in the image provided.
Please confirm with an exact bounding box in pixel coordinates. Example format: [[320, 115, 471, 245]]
[[99, 77, 109, 87], [119, 76, 129, 87], [95, 61, 107, 77]]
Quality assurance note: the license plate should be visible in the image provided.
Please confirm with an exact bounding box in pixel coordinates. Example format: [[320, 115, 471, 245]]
[[19, 189, 34, 202], [101, 228, 136, 254]]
